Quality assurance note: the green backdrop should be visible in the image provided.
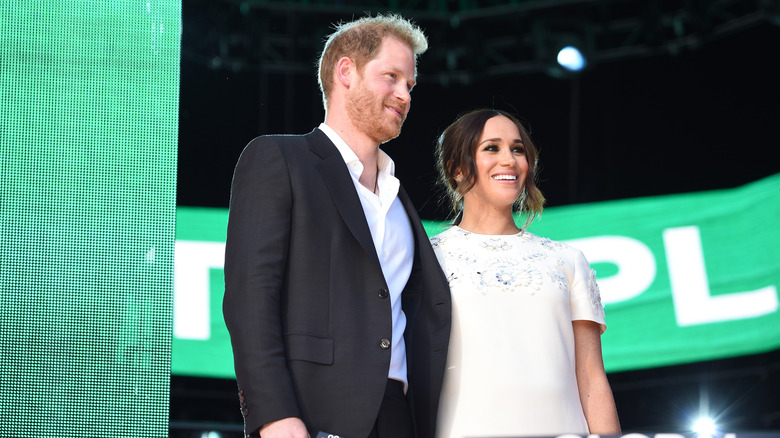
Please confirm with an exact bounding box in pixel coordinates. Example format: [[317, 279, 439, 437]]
[[173, 173, 780, 377], [0, 2, 181, 436]]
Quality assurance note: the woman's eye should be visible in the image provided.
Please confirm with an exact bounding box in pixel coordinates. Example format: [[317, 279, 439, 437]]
[[483, 145, 498, 151], [513, 146, 526, 154]]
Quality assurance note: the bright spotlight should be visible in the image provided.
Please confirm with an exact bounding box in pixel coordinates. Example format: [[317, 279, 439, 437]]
[[556, 46, 587, 72], [200, 432, 222, 438], [693, 416, 718, 438]]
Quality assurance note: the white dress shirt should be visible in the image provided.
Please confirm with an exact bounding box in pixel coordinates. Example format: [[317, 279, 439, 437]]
[[318, 123, 414, 389]]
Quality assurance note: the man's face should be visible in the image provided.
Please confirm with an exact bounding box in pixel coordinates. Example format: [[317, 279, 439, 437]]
[[346, 37, 417, 144]]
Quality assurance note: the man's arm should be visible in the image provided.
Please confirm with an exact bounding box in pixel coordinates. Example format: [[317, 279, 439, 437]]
[[223, 137, 303, 435]]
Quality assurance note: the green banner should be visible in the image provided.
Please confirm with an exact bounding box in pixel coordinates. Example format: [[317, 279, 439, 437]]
[[172, 173, 780, 377]]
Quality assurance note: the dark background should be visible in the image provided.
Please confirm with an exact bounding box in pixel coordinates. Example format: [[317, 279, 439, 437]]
[[173, 1, 780, 436]]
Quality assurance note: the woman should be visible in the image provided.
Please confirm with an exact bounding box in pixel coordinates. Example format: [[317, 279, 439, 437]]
[[431, 109, 621, 437]]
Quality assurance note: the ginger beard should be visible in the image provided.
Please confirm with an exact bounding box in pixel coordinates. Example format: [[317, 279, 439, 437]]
[[345, 73, 407, 145]]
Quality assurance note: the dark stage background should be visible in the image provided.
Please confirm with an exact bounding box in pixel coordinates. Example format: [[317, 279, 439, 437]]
[[172, 1, 780, 436]]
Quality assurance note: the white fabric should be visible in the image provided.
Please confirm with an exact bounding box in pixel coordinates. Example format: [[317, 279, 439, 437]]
[[318, 123, 414, 388], [430, 226, 606, 438]]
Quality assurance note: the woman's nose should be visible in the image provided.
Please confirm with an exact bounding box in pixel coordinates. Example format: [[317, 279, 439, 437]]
[[500, 148, 516, 165]]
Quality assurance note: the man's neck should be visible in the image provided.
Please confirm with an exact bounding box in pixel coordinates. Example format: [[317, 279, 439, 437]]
[[323, 116, 380, 170], [322, 118, 380, 193]]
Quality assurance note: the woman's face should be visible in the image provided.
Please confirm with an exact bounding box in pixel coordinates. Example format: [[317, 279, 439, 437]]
[[461, 115, 528, 211]]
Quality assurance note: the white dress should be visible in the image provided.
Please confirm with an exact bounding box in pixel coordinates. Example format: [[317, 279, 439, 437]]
[[431, 226, 606, 438]]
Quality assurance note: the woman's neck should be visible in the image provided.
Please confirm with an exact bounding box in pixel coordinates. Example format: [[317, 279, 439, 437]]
[[458, 207, 520, 235]]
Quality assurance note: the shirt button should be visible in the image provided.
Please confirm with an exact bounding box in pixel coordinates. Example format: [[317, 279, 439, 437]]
[[378, 288, 389, 299], [380, 338, 391, 349]]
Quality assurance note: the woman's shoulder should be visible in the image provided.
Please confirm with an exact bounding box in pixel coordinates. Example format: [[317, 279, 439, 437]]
[[522, 231, 584, 257], [429, 225, 462, 247]]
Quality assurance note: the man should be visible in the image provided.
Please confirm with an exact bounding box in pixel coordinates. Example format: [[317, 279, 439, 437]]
[[223, 14, 452, 438]]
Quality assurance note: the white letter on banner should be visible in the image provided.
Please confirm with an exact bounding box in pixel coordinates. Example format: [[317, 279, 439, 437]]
[[174, 240, 226, 340], [663, 226, 778, 326], [564, 236, 656, 305]]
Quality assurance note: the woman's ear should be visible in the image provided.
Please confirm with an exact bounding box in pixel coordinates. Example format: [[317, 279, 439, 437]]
[[335, 57, 354, 87], [448, 161, 461, 184], [454, 170, 464, 184]]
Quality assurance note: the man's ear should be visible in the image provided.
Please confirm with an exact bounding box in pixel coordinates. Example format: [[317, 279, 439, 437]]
[[335, 56, 355, 87]]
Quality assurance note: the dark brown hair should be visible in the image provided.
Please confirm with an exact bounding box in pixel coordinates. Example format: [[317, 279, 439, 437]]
[[435, 108, 545, 227]]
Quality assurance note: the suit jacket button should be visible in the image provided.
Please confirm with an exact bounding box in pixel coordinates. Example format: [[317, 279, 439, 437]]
[[378, 288, 389, 299], [380, 338, 391, 349]]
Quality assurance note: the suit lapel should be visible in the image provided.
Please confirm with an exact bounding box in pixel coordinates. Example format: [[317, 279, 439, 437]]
[[305, 130, 381, 266]]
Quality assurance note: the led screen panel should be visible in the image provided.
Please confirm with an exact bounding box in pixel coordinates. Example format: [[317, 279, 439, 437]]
[[0, 2, 181, 436]]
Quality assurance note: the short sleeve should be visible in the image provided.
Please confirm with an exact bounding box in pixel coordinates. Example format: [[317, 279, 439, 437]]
[[569, 249, 607, 333]]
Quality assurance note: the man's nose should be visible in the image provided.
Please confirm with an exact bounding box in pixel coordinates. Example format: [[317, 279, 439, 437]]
[[395, 84, 411, 103]]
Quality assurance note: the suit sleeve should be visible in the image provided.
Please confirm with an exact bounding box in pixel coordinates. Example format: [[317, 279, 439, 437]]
[[223, 137, 300, 435]]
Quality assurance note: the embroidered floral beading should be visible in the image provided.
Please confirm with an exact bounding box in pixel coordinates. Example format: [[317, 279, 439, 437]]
[[587, 269, 605, 318], [431, 227, 606, 324], [547, 269, 568, 293], [479, 238, 512, 251]]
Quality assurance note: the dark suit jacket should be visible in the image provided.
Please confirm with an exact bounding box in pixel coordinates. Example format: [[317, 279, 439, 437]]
[[223, 129, 452, 438]]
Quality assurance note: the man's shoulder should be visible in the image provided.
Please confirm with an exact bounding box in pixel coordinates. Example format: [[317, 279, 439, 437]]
[[244, 129, 331, 153], [246, 133, 309, 149]]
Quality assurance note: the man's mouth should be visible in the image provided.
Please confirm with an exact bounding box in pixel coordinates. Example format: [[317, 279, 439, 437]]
[[385, 102, 406, 118]]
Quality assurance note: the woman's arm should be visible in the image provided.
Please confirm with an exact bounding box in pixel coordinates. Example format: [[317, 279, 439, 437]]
[[573, 320, 622, 435]]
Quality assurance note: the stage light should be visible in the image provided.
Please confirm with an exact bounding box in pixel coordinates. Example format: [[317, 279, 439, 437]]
[[693, 416, 718, 438], [532, 19, 594, 79], [200, 432, 222, 438], [557, 46, 587, 72]]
